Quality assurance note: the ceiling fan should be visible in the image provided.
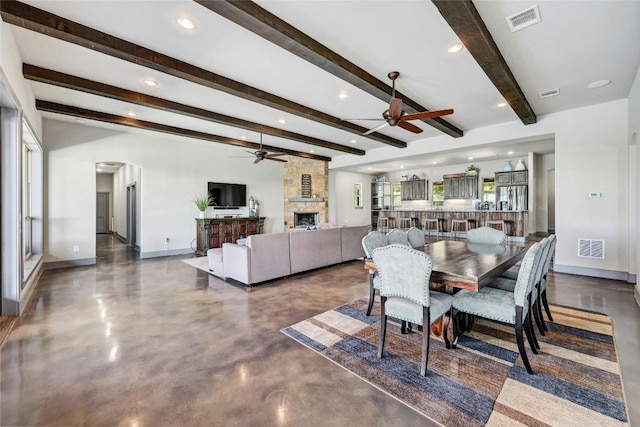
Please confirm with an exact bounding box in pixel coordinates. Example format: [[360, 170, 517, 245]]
[[246, 134, 287, 164], [351, 71, 454, 136]]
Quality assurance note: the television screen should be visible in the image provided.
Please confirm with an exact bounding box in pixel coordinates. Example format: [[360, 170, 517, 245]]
[[207, 182, 247, 207]]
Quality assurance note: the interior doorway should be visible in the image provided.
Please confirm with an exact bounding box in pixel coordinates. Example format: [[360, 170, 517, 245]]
[[96, 192, 109, 234], [126, 183, 137, 247], [547, 169, 556, 233]]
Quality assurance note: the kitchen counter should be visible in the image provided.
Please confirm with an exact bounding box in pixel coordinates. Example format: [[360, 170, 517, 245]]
[[377, 209, 528, 240]]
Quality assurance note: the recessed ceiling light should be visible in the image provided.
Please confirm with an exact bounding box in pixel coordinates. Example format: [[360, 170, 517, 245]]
[[432, 161, 437, 165], [587, 80, 611, 89], [508, 151, 514, 155], [278, 118, 286, 124], [309, 150, 314, 153], [447, 44, 464, 53], [368, 167, 372, 170], [143, 79, 158, 87], [468, 157, 473, 160], [240, 135, 247, 139], [497, 102, 507, 108], [338, 92, 349, 99], [400, 165, 404, 169], [350, 139, 356, 144], [127, 111, 137, 117], [75, 118, 85, 123], [177, 17, 195, 30]]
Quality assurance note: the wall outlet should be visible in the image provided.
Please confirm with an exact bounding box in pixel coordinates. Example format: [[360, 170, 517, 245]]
[[165, 237, 170, 244], [73, 245, 80, 252]]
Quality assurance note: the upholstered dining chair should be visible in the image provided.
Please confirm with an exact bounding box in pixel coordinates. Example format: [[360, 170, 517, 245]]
[[489, 238, 551, 337], [451, 242, 543, 374], [406, 227, 425, 248], [386, 228, 409, 246], [537, 235, 557, 326], [361, 231, 389, 316], [466, 226, 506, 245], [371, 244, 453, 376]]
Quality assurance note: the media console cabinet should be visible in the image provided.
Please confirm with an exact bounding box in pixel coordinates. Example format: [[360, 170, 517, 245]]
[[195, 217, 265, 255]]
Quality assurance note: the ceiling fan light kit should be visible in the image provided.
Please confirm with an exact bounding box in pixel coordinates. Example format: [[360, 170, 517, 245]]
[[360, 71, 454, 136]]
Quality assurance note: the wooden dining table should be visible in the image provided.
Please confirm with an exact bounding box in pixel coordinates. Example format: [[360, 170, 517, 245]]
[[364, 240, 527, 336]]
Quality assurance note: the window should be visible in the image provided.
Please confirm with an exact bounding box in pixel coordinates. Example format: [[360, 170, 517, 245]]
[[482, 178, 496, 203], [354, 183, 363, 207], [432, 181, 444, 206], [392, 184, 402, 207], [23, 143, 33, 259]]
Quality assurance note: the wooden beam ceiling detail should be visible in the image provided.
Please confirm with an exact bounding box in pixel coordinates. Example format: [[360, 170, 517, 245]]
[[36, 100, 332, 162], [432, 0, 536, 125], [196, 0, 464, 138], [0, 0, 406, 148], [23, 64, 365, 156]]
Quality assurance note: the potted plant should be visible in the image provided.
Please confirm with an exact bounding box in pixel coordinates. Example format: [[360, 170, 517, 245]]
[[466, 164, 479, 176], [193, 193, 214, 218]]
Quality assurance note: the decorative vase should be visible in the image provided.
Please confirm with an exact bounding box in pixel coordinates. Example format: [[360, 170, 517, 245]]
[[503, 161, 512, 171], [199, 211, 205, 219], [515, 159, 526, 171]]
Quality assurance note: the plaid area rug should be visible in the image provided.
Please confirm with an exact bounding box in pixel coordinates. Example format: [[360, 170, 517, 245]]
[[282, 298, 629, 426]]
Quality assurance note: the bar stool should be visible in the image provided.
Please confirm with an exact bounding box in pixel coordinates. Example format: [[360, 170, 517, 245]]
[[423, 218, 442, 239], [377, 216, 390, 233], [486, 220, 506, 234], [398, 217, 414, 230], [451, 219, 469, 240]]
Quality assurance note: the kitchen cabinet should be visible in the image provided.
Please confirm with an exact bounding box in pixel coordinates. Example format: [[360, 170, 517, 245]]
[[443, 175, 478, 199], [400, 179, 426, 200], [495, 171, 527, 186]]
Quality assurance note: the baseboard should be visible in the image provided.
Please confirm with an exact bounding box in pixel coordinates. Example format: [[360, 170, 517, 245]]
[[139, 248, 193, 259], [554, 264, 636, 283], [44, 258, 96, 269]]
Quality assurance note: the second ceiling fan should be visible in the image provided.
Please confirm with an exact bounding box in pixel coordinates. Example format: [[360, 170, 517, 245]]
[[356, 71, 454, 135]]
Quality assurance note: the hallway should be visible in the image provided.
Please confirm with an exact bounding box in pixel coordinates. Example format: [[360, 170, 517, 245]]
[[1, 235, 638, 426]]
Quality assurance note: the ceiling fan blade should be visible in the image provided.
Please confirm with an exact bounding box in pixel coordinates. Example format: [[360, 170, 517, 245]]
[[389, 98, 403, 119], [265, 153, 287, 158], [401, 109, 454, 121], [254, 157, 262, 164], [398, 120, 423, 134], [363, 122, 389, 136], [266, 157, 288, 163], [341, 118, 385, 121]]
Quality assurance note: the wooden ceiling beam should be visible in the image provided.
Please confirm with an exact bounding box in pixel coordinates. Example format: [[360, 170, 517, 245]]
[[36, 100, 332, 162], [23, 64, 365, 156], [432, 0, 536, 125], [0, 0, 406, 148], [196, 0, 464, 138]]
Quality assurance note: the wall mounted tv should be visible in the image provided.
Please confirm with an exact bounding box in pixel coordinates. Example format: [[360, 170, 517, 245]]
[[207, 182, 247, 208]]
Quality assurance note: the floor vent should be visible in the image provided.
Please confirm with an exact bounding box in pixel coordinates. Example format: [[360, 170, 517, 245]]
[[578, 239, 605, 259], [539, 88, 560, 98], [506, 5, 542, 33]]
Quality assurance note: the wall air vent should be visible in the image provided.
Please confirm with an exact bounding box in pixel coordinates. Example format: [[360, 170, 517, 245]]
[[578, 239, 605, 259], [506, 5, 542, 33], [539, 88, 559, 99]]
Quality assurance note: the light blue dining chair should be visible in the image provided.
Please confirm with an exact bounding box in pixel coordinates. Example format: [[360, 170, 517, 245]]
[[372, 244, 453, 376], [490, 237, 551, 337], [386, 228, 409, 246], [406, 227, 425, 248], [537, 235, 557, 326], [467, 226, 506, 245], [361, 231, 389, 316], [451, 242, 543, 374]]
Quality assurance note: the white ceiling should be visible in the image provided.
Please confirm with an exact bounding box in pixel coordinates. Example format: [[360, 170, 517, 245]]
[[5, 0, 640, 174]]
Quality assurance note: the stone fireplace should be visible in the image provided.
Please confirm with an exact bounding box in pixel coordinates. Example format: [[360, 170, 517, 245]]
[[284, 157, 328, 229], [293, 212, 320, 228]]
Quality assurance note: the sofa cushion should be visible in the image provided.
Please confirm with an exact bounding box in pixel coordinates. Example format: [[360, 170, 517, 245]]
[[339, 225, 369, 262], [289, 228, 342, 274]]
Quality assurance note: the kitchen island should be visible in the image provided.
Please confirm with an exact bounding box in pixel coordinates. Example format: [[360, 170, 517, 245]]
[[377, 209, 528, 241]]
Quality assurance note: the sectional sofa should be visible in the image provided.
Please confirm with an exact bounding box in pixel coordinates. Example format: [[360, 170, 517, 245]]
[[207, 225, 370, 286]]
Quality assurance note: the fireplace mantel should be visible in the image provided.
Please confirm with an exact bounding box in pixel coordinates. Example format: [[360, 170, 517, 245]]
[[288, 197, 324, 202]]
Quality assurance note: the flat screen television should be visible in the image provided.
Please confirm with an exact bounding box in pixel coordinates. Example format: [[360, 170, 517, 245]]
[[207, 182, 247, 208]]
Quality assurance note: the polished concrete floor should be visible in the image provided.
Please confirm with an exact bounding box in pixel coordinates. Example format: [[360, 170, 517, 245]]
[[1, 235, 638, 426]]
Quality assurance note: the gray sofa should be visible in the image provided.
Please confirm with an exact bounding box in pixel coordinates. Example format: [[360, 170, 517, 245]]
[[207, 225, 369, 286]]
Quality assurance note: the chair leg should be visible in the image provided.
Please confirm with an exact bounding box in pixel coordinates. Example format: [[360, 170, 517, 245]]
[[526, 313, 540, 353], [465, 314, 475, 332], [541, 289, 553, 322], [443, 307, 452, 349], [420, 306, 430, 376], [378, 297, 387, 358], [532, 300, 546, 336], [451, 308, 459, 349], [366, 275, 376, 316], [515, 306, 534, 374]]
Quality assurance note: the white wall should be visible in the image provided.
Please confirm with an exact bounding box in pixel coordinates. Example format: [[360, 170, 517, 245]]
[[329, 171, 373, 226], [332, 100, 632, 279], [43, 120, 286, 261], [629, 64, 640, 298]]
